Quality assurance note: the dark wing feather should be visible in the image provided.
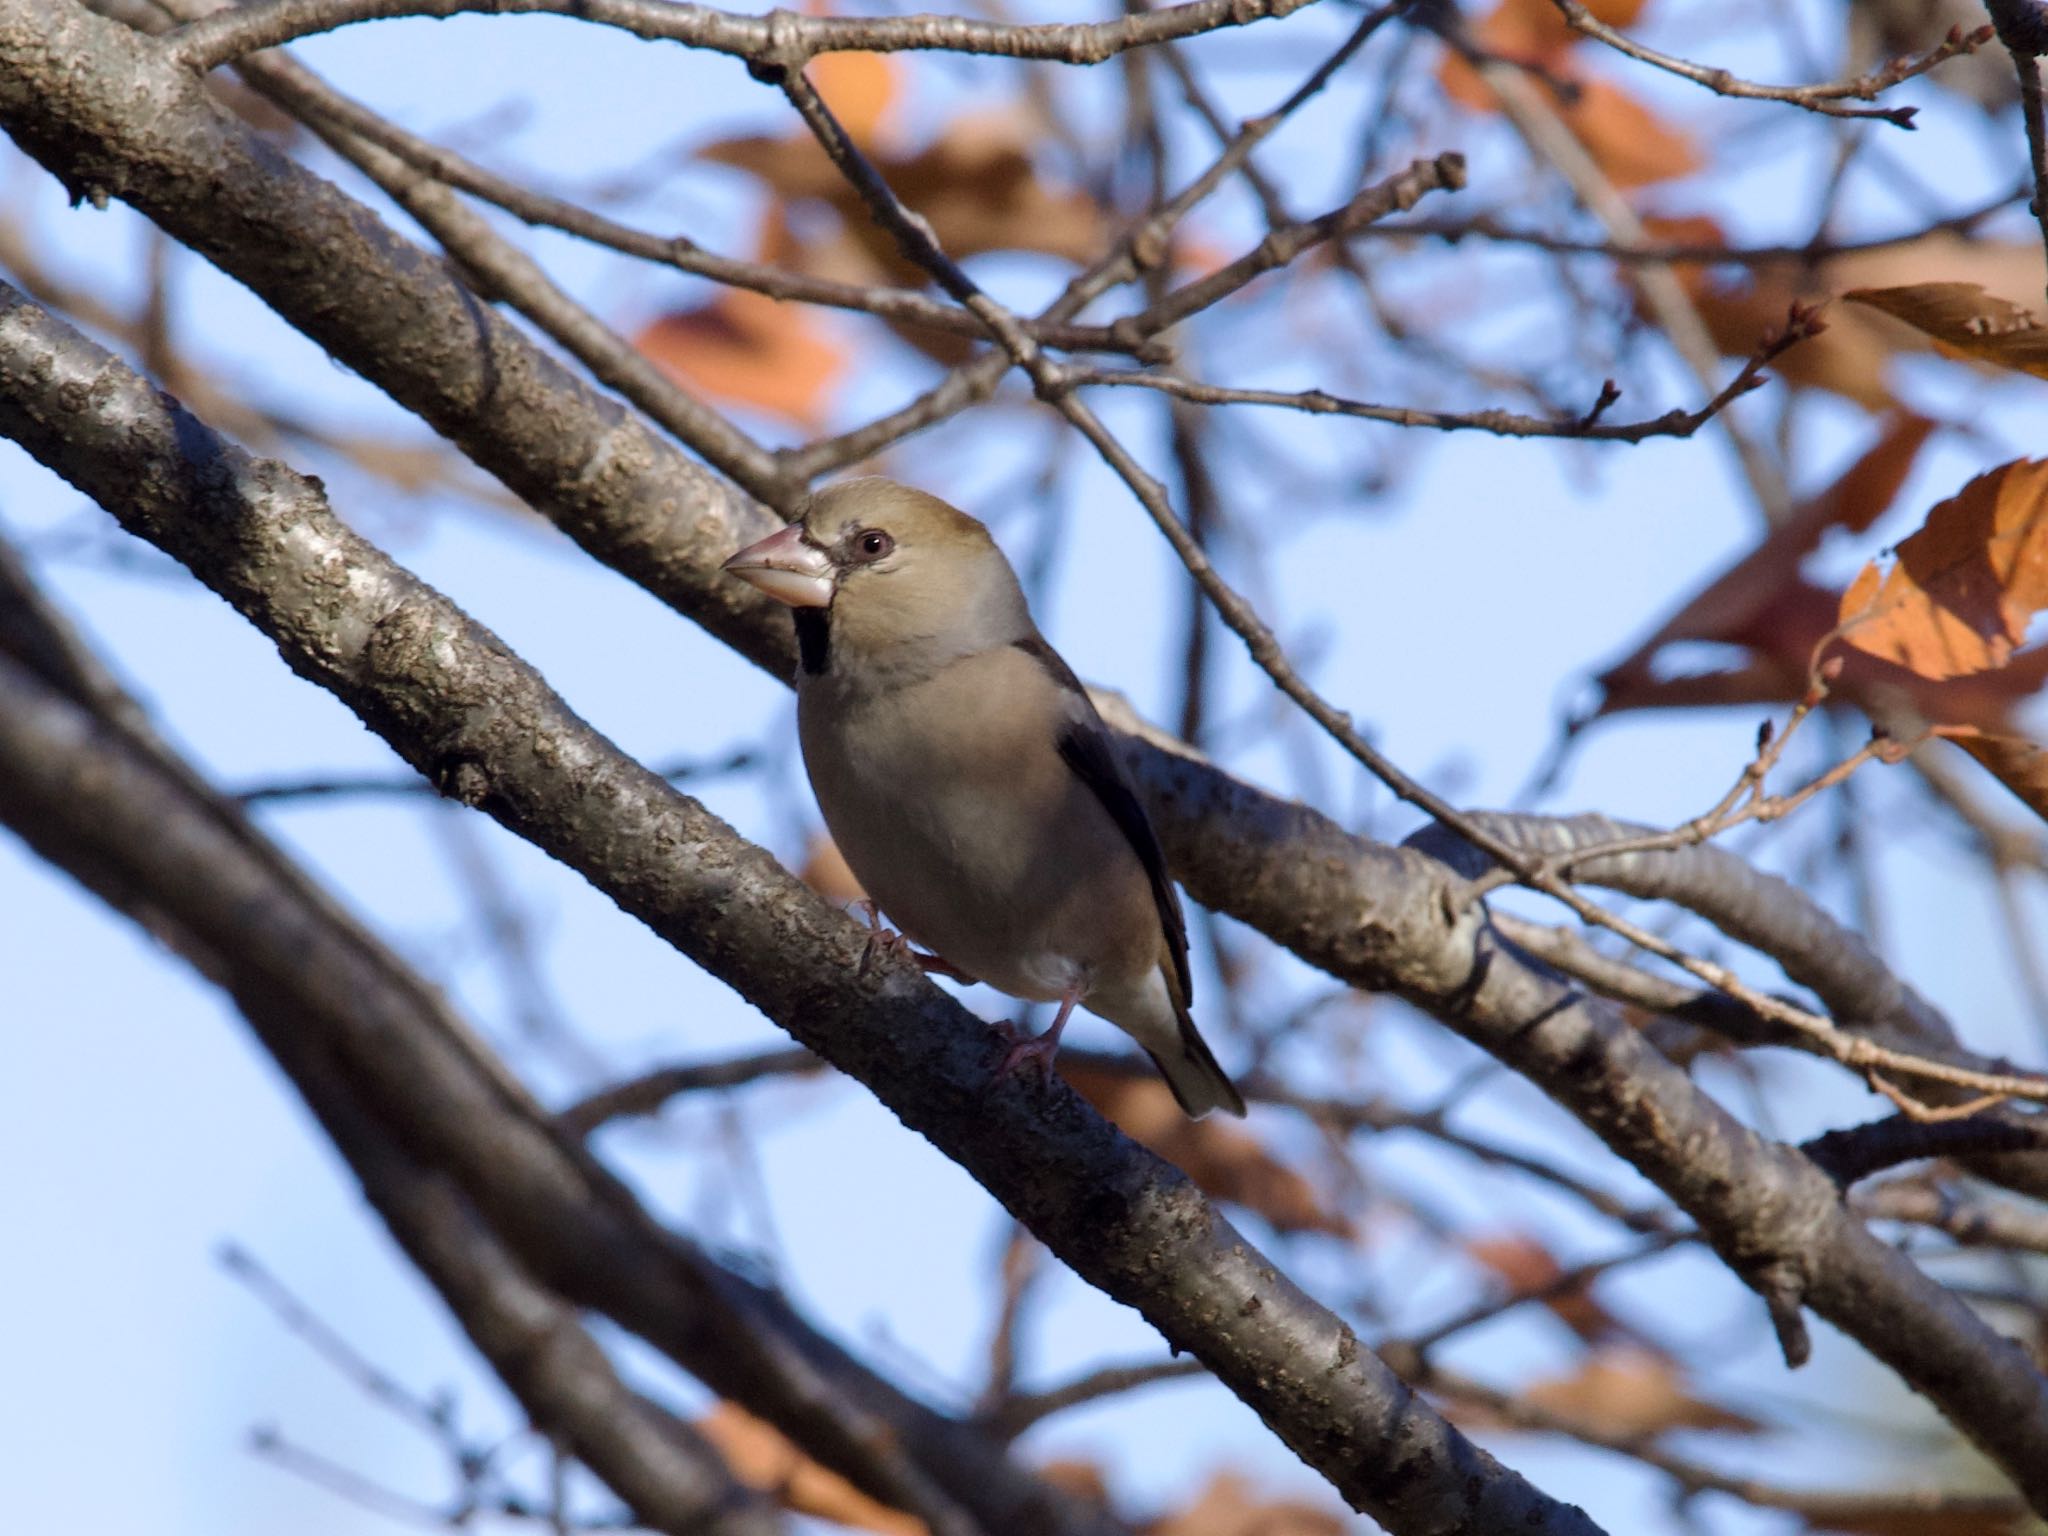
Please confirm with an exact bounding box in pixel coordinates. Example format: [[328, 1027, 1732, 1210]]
[[1013, 636, 1192, 1004]]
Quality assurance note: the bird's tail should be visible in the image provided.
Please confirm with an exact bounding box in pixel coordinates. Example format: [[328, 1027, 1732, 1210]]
[[1148, 1005, 1246, 1119]]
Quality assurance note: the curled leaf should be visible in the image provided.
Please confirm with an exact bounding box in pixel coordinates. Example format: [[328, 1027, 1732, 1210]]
[[1844, 283, 2048, 379]]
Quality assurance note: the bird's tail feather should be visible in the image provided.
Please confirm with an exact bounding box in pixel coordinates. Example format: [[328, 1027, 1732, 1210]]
[[1148, 1007, 1246, 1119]]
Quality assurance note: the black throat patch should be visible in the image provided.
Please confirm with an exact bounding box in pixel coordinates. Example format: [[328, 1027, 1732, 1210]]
[[793, 607, 831, 676]]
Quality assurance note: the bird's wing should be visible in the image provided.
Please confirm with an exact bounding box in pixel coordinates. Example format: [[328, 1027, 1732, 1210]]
[[1013, 636, 1192, 1005]]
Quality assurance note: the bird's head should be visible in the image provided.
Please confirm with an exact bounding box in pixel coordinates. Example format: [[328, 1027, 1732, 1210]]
[[722, 478, 1031, 673]]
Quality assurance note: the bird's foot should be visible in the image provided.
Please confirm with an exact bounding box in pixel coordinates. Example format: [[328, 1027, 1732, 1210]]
[[855, 901, 976, 982], [991, 1019, 1063, 1085]]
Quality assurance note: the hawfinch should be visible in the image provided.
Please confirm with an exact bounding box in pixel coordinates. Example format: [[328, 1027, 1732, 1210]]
[[724, 478, 1245, 1118]]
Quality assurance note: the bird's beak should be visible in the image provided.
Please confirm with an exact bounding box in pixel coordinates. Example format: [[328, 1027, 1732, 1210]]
[[722, 524, 835, 609]]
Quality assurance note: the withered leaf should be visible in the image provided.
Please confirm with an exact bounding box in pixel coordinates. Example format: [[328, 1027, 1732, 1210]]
[[1844, 283, 2048, 379], [797, 834, 867, 906], [1140, 1471, 1346, 1536], [1523, 1345, 1762, 1437], [1439, 0, 1696, 189], [634, 285, 846, 428], [697, 1402, 924, 1534], [1061, 1065, 1352, 1237], [1836, 459, 2048, 680], [1940, 726, 2048, 826], [1645, 230, 2046, 409], [1466, 1233, 1633, 1348]]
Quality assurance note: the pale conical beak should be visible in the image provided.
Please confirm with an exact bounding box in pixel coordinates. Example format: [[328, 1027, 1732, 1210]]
[[722, 524, 835, 609]]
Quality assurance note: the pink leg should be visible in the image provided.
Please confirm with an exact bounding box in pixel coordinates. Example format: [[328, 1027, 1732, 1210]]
[[856, 901, 977, 983], [995, 986, 1082, 1083]]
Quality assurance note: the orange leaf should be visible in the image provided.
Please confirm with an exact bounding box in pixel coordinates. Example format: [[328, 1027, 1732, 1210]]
[[1438, 0, 1693, 187], [698, 1402, 924, 1535], [1561, 76, 1701, 189], [1439, 0, 1649, 104], [1596, 419, 1936, 708], [1140, 1471, 1346, 1536], [808, 49, 902, 150], [1844, 283, 2048, 380], [1637, 236, 2044, 410], [1467, 1234, 1632, 1347], [1941, 726, 2048, 825], [702, 107, 1107, 283], [1061, 1066, 1352, 1237], [1522, 1345, 1761, 1437], [634, 286, 845, 428], [1836, 459, 2048, 680], [797, 833, 866, 906]]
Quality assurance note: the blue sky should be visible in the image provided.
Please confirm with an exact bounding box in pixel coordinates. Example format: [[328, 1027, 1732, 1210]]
[[3, 2, 2044, 1532]]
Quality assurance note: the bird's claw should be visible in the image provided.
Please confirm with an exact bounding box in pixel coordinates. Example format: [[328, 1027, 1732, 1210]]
[[855, 900, 976, 983], [856, 900, 911, 977], [991, 1019, 1062, 1085]]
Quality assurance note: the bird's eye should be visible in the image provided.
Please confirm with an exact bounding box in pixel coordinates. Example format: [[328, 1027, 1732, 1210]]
[[853, 529, 893, 562]]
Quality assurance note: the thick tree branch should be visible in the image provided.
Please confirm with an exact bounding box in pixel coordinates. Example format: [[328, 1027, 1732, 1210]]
[[0, 278, 1600, 1536]]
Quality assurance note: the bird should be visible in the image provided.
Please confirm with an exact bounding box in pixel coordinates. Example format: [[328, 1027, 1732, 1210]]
[[722, 477, 1246, 1118]]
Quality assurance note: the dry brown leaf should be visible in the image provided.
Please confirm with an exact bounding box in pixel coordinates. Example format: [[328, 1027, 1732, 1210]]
[[1523, 1345, 1761, 1437], [634, 284, 846, 427], [797, 834, 867, 906], [701, 108, 1107, 287], [1836, 458, 2048, 679], [1598, 578, 2048, 729], [1597, 418, 1936, 706], [1845, 282, 2048, 379], [1440, 0, 1649, 106], [809, 49, 901, 150], [1640, 227, 2047, 408], [1941, 726, 2048, 825], [1596, 425, 2048, 729], [1037, 1460, 1115, 1510], [697, 1402, 925, 1535], [1691, 276, 1900, 409], [1061, 1065, 1353, 1237], [1140, 1471, 1346, 1536], [1439, 0, 1695, 188], [1559, 76, 1701, 189], [1466, 1233, 1630, 1347]]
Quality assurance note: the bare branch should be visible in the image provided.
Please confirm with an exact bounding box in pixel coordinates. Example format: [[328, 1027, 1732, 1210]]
[[557, 1048, 826, 1137], [1059, 306, 1815, 442], [1803, 1112, 2048, 1188], [164, 0, 1324, 74], [1552, 4, 1994, 126]]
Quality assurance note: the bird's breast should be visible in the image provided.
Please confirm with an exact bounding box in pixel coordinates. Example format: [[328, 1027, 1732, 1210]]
[[794, 656, 1152, 998]]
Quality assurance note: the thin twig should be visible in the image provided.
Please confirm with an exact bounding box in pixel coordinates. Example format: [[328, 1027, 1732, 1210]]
[[1061, 309, 1815, 441], [1554, 5, 1993, 127], [1372, 184, 2027, 267], [557, 1047, 825, 1136]]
